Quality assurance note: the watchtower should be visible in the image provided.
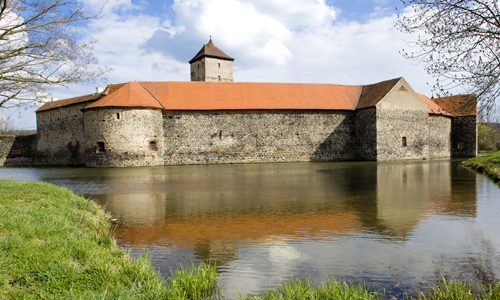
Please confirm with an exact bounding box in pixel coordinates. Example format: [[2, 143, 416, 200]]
[[189, 38, 234, 82]]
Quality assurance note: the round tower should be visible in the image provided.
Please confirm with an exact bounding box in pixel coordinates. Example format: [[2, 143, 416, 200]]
[[82, 82, 164, 167]]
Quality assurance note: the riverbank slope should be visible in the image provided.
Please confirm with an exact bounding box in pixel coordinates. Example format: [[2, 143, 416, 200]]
[[0, 181, 218, 299], [462, 150, 500, 184]]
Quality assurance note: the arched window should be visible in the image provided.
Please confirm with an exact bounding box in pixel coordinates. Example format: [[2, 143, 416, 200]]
[[149, 140, 159, 151]]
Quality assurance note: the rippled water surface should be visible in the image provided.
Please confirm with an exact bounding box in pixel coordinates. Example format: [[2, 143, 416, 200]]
[[1, 160, 499, 298]]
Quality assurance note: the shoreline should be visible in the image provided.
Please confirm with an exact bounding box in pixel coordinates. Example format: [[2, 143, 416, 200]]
[[462, 150, 500, 184]]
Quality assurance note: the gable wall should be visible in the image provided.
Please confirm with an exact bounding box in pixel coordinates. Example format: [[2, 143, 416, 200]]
[[375, 80, 430, 161]]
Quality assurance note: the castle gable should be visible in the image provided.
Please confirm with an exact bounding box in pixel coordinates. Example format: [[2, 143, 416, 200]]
[[356, 78, 401, 109], [376, 77, 428, 111]]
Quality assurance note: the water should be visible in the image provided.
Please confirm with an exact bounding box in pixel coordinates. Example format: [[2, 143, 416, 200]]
[[1, 160, 499, 298]]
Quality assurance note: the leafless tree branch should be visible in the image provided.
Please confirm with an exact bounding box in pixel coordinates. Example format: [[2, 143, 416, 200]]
[[397, 0, 500, 113], [0, 0, 109, 109]]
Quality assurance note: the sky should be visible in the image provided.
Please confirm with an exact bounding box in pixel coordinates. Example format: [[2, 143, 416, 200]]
[[5, 0, 440, 130]]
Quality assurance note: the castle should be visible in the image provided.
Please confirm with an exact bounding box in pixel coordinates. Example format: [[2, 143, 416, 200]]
[[1, 39, 477, 167]]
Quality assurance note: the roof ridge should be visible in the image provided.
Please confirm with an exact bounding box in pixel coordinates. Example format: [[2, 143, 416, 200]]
[[138, 82, 166, 110]]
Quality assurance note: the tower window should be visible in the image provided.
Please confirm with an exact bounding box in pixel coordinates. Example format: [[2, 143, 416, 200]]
[[96, 142, 105, 153], [149, 140, 159, 151], [116, 113, 120, 120], [402, 137, 407, 147], [218, 63, 221, 68], [218, 76, 221, 81]]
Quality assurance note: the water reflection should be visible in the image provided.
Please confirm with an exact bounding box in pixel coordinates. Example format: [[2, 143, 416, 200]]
[[0, 160, 498, 299]]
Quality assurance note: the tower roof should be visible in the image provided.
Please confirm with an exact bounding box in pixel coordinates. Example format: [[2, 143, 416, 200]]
[[189, 38, 234, 64]]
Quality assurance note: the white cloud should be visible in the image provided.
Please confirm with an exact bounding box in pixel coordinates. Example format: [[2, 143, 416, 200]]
[[11, 0, 436, 129], [81, 0, 137, 14]]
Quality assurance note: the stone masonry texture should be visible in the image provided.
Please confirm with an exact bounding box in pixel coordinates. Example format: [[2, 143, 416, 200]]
[[162, 110, 356, 165], [0, 107, 478, 167], [376, 109, 429, 161], [84, 109, 164, 167], [35, 103, 88, 165], [354, 108, 377, 160], [451, 115, 477, 157], [428, 115, 452, 158], [0, 135, 36, 165]]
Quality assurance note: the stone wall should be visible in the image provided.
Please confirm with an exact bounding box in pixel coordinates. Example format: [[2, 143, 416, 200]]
[[204, 57, 233, 82], [451, 115, 477, 157], [190, 57, 233, 82], [35, 103, 90, 165], [376, 109, 429, 161], [354, 108, 377, 160], [162, 110, 356, 165], [84, 109, 164, 167], [0, 135, 36, 165], [428, 114, 452, 158]]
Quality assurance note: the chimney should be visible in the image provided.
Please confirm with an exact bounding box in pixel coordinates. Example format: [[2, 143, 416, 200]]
[[51, 97, 58, 102], [96, 87, 104, 94]]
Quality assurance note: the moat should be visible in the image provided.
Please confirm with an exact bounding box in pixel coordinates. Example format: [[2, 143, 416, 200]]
[[1, 160, 499, 299]]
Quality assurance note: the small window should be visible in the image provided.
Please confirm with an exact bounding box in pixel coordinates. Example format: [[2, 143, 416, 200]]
[[149, 140, 158, 151], [218, 63, 221, 68], [96, 142, 105, 153], [402, 137, 407, 147], [198, 64, 200, 69], [218, 75, 221, 81], [11, 147, 21, 155], [457, 143, 464, 150], [116, 113, 120, 120]]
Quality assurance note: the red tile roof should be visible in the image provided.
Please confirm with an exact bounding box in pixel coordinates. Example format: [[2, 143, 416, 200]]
[[84, 81, 164, 110], [417, 94, 453, 117], [356, 78, 401, 109], [431, 95, 477, 116], [37, 77, 476, 116], [189, 39, 234, 64], [140, 81, 362, 111], [36, 93, 102, 112]]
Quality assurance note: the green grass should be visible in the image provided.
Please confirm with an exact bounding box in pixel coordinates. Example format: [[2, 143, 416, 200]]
[[410, 278, 500, 300], [238, 277, 381, 300], [240, 277, 500, 300], [462, 150, 500, 184], [0, 181, 219, 299]]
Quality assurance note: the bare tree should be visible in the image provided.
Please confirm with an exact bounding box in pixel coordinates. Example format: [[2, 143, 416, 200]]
[[0, 0, 108, 109], [0, 113, 12, 134], [396, 0, 500, 113]]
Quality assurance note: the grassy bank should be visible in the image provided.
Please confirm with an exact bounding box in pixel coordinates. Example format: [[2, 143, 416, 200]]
[[239, 277, 500, 300], [0, 181, 218, 299], [462, 150, 500, 184]]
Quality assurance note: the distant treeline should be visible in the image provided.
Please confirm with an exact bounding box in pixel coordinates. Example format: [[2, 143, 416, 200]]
[[479, 123, 500, 151], [1, 130, 36, 136]]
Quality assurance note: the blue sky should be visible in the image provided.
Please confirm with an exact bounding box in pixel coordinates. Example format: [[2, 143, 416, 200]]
[[5, 0, 434, 130]]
